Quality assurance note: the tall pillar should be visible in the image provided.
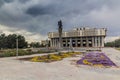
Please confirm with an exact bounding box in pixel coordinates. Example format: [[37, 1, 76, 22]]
[[51, 39, 53, 47], [53, 38, 55, 47], [75, 38, 77, 47], [55, 38, 57, 47], [95, 37, 97, 47], [81, 37, 83, 47], [54, 39, 56, 47], [70, 38, 72, 48], [92, 37, 94, 47], [86, 37, 89, 47], [101, 37, 104, 47], [56, 38, 58, 47], [98, 37, 100, 47], [66, 38, 68, 47]]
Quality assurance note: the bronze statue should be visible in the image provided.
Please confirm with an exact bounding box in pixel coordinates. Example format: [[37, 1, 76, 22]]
[[58, 20, 63, 48]]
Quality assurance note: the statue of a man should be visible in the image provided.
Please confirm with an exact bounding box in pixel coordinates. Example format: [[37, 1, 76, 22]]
[[58, 20, 62, 29]]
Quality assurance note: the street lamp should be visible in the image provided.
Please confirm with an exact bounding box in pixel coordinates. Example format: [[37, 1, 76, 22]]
[[16, 35, 18, 58]]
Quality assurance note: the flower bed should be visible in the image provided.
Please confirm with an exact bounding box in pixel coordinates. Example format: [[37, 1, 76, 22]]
[[77, 52, 117, 67], [31, 52, 82, 63]]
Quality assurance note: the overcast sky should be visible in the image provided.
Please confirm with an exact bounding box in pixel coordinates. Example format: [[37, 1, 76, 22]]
[[0, 0, 120, 42]]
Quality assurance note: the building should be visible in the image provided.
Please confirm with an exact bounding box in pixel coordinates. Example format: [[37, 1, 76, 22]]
[[48, 27, 107, 48]]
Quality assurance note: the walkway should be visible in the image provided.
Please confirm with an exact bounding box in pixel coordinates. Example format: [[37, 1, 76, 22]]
[[0, 48, 119, 80]]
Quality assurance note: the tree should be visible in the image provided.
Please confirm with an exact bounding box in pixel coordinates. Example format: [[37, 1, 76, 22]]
[[17, 35, 28, 48], [30, 42, 41, 48], [0, 33, 28, 49], [105, 38, 120, 47], [0, 34, 7, 49]]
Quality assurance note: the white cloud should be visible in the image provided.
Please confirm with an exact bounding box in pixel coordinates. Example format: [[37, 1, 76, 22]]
[[105, 36, 119, 43], [0, 0, 120, 42], [0, 24, 47, 43]]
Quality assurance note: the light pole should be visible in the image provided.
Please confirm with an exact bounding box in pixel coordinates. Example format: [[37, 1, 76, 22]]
[[46, 39, 49, 50], [16, 35, 18, 58]]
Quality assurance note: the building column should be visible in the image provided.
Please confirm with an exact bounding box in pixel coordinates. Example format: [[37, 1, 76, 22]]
[[98, 37, 100, 47], [86, 37, 89, 47], [101, 37, 104, 47], [55, 38, 57, 47], [94, 37, 97, 47], [54, 39, 56, 47], [92, 37, 94, 47], [53, 38, 55, 47], [70, 38, 72, 48], [51, 39, 53, 47], [57, 38, 59, 48], [75, 38, 77, 47], [66, 38, 68, 47], [81, 37, 83, 47]]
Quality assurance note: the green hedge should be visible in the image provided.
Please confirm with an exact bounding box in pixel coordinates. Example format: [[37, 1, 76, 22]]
[[0, 49, 33, 57], [0, 49, 58, 57]]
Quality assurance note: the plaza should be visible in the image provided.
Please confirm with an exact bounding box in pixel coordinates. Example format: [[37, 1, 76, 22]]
[[0, 48, 120, 80]]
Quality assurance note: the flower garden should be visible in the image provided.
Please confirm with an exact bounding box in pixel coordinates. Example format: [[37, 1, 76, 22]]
[[31, 52, 82, 62], [77, 52, 117, 67]]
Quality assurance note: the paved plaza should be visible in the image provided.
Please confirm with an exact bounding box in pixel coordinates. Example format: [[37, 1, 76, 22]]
[[0, 48, 120, 80]]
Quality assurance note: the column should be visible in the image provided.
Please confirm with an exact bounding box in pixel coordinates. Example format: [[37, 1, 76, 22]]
[[92, 37, 94, 47], [65, 38, 69, 47], [55, 38, 57, 47], [54, 39, 56, 47], [56, 38, 58, 47], [97, 37, 99, 47], [75, 38, 77, 47], [53, 38, 55, 47], [51, 39, 53, 47], [94, 37, 97, 47], [70, 38, 72, 48], [81, 37, 83, 47], [86, 37, 89, 47], [101, 37, 104, 47]]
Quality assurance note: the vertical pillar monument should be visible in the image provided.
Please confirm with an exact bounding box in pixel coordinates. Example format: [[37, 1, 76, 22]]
[[58, 20, 63, 49]]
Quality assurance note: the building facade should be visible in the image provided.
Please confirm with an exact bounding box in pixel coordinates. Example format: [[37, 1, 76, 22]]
[[48, 27, 107, 48]]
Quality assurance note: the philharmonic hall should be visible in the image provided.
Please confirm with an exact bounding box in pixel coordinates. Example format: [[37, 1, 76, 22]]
[[48, 27, 107, 48]]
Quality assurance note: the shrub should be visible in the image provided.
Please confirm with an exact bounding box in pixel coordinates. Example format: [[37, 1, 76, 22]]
[[0, 49, 33, 57]]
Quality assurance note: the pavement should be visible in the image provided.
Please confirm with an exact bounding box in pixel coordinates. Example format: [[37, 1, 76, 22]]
[[0, 48, 120, 80]]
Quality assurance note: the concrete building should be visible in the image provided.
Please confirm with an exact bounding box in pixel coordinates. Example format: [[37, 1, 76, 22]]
[[48, 27, 107, 48]]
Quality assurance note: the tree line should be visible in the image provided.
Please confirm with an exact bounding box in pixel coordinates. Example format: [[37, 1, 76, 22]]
[[105, 38, 120, 47], [0, 33, 45, 49], [0, 33, 28, 49]]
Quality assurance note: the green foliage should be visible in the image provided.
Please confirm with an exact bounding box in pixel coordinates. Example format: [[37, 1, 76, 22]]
[[0, 49, 33, 57], [105, 38, 120, 47], [0, 33, 28, 49], [30, 42, 41, 48]]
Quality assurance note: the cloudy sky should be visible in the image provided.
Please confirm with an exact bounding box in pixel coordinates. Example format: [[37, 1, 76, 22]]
[[0, 0, 120, 42]]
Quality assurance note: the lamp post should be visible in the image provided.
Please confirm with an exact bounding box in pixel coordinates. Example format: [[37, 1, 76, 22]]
[[46, 39, 49, 50], [16, 35, 18, 58]]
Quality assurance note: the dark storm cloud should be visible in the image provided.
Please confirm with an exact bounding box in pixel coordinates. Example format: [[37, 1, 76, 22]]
[[4, 0, 14, 3], [25, 0, 104, 17], [18, 0, 30, 3], [26, 5, 55, 16], [0, 0, 119, 39]]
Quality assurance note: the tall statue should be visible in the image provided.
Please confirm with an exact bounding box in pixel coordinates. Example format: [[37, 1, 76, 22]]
[[58, 20, 63, 48], [58, 20, 63, 29]]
